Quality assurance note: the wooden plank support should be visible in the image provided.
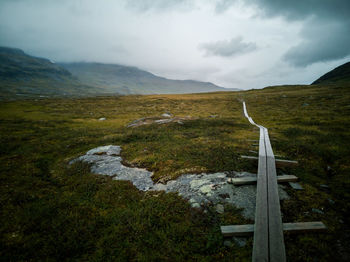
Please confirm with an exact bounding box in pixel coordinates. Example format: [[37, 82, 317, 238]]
[[229, 175, 298, 186], [221, 224, 254, 237], [241, 155, 299, 165], [275, 159, 299, 167], [221, 222, 326, 237], [241, 155, 298, 166], [241, 155, 259, 160]]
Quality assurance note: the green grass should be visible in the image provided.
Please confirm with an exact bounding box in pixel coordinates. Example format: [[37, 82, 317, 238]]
[[0, 84, 349, 261]]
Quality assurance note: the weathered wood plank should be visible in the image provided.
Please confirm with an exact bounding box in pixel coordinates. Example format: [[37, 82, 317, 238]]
[[241, 155, 298, 167], [249, 150, 258, 154], [221, 222, 326, 237], [241, 155, 259, 160], [230, 175, 298, 185], [283, 222, 326, 233], [264, 128, 286, 262], [252, 128, 269, 262], [221, 224, 254, 237], [275, 159, 298, 167]]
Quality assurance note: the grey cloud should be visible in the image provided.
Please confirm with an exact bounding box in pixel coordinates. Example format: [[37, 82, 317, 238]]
[[125, 0, 193, 12], [217, 0, 350, 66], [199, 37, 257, 57], [216, 0, 350, 21], [283, 20, 350, 67], [215, 0, 236, 13]]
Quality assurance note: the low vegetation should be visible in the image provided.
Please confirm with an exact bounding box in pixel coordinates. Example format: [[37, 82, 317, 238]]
[[0, 83, 349, 261]]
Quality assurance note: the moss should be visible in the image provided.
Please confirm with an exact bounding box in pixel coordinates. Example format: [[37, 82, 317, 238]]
[[1, 85, 349, 260]]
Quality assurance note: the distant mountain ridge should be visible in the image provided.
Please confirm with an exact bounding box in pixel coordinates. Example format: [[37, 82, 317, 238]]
[[312, 61, 350, 85], [0, 46, 237, 99], [59, 62, 235, 95]]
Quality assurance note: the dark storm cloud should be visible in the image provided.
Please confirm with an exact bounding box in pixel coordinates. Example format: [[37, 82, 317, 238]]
[[199, 37, 257, 57], [284, 20, 350, 67], [216, 0, 350, 66], [216, 0, 350, 20]]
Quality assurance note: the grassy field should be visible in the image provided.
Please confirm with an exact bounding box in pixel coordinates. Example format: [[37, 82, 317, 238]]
[[0, 83, 349, 261]]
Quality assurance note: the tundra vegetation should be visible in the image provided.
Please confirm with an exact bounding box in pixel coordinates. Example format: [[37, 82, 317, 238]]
[[0, 82, 349, 261]]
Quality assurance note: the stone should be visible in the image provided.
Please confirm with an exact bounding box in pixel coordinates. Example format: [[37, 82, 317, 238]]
[[327, 199, 335, 205], [161, 113, 172, 118], [191, 202, 200, 208], [216, 204, 224, 214], [99, 117, 106, 121], [320, 184, 330, 190], [224, 240, 233, 247], [70, 145, 153, 191], [70, 147, 290, 220], [113, 167, 154, 191], [199, 185, 214, 194], [152, 183, 167, 191], [86, 145, 121, 156], [289, 182, 303, 190], [155, 119, 172, 124], [233, 237, 247, 247], [311, 208, 324, 214]]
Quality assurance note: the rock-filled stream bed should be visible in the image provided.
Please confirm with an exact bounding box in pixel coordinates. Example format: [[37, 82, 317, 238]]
[[70, 145, 289, 220]]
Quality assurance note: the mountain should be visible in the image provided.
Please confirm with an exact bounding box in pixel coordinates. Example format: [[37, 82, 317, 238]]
[[0, 46, 236, 99], [0, 47, 98, 99], [312, 61, 350, 85], [59, 62, 236, 95]]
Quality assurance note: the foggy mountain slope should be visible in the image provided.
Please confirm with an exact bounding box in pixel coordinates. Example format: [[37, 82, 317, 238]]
[[59, 62, 238, 94], [0, 46, 237, 99], [0, 47, 99, 98]]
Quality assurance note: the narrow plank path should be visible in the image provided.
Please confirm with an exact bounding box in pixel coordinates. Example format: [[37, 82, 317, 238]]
[[243, 102, 286, 262]]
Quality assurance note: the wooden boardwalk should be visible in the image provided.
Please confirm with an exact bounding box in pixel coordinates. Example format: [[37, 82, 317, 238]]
[[221, 102, 326, 261], [243, 102, 286, 262]]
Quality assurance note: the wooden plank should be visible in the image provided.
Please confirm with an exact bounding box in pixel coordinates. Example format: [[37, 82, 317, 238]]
[[277, 175, 298, 183], [252, 128, 269, 262], [264, 128, 286, 262], [275, 159, 298, 167], [249, 150, 258, 154], [221, 222, 326, 236], [241, 155, 298, 167], [229, 176, 258, 185], [221, 224, 254, 237], [241, 155, 259, 160], [243, 102, 286, 262], [230, 175, 298, 185], [283, 222, 326, 233]]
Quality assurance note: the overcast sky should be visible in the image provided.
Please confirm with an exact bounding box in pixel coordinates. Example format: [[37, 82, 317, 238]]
[[1, 0, 349, 89]]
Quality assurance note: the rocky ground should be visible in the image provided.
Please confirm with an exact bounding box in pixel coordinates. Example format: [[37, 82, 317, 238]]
[[71, 145, 289, 220]]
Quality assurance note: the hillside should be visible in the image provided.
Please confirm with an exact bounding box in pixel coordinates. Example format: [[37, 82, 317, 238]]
[[312, 61, 350, 85], [0, 47, 99, 99], [59, 62, 236, 95], [0, 47, 236, 99]]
